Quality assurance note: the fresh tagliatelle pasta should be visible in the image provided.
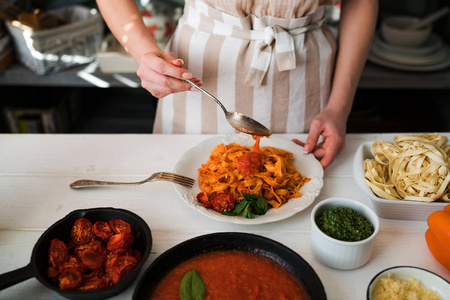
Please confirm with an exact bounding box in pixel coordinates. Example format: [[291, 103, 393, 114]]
[[364, 133, 450, 202], [197, 139, 309, 209]]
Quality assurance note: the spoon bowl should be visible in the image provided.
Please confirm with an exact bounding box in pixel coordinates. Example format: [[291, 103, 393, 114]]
[[227, 111, 271, 136], [181, 79, 271, 137]]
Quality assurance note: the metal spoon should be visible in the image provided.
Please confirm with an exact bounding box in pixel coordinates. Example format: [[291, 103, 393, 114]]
[[406, 7, 449, 30], [181, 79, 272, 136]]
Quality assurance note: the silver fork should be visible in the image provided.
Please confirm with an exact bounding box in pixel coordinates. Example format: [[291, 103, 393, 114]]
[[69, 172, 195, 189]]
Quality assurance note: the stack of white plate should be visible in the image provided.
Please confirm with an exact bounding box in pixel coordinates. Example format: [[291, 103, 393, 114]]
[[368, 31, 450, 71]]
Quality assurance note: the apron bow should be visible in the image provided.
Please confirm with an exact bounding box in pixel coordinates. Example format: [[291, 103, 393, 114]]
[[244, 19, 324, 88]]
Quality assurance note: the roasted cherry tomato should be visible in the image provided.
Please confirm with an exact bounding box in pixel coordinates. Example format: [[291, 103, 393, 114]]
[[58, 255, 88, 275], [211, 193, 235, 212], [196, 192, 211, 208], [133, 249, 142, 262], [79, 250, 105, 271], [48, 238, 69, 267], [58, 267, 83, 290], [78, 277, 106, 291], [47, 266, 60, 279], [74, 240, 106, 271], [70, 218, 94, 245], [74, 240, 105, 257], [93, 221, 114, 241], [48, 217, 140, 291], [105, 254, 138, 284], [108, 219, 132, 234], [107, 232, 134, 251]]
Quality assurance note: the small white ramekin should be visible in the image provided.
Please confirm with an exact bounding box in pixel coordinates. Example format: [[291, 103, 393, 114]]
[[311, 198, 380, 270]]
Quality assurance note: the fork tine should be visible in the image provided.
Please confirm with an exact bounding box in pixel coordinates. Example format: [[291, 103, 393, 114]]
[[165, 178, 194, 187], [162, 175, 195, 186], [160, 172, 195, 187], [161, 172, 193, 178], [161, 172, 195, 183]]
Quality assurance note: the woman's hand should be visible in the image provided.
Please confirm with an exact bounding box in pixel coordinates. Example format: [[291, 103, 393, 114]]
[[95, 0, 202, 99], [292, 107, 347, 169], [137, 52, 202, 98]]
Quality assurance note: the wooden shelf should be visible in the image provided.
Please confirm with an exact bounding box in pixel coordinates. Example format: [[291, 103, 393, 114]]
[[1, 60, 449, 89]]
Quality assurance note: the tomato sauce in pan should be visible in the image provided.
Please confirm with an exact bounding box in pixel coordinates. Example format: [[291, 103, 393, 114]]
[[150, 250, 309, 300]]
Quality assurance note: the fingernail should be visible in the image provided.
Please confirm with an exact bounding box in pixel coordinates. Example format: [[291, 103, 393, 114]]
[[303, 145, 310, 153], [182, 72, 192, 79], [177, 59, 184, 65]]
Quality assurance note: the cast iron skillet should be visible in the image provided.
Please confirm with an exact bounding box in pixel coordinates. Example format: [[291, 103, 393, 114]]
[[0, 207, 152, 300], [133, 232, 327, 300]]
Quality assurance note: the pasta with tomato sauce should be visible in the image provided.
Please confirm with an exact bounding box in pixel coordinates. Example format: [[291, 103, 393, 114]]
[[197, 138, 309, 209]]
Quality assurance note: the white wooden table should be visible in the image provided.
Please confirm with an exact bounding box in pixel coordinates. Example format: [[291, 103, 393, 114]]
[[0, 133, 449, 300]]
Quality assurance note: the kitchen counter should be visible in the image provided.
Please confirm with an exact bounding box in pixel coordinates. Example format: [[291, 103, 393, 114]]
[[0, 133, 449, 299]]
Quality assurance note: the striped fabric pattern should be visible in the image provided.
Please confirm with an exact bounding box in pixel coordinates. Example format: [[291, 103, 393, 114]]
[[153, 0, 337, 134]]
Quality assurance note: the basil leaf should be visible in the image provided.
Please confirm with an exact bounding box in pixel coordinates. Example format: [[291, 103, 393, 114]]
[[242, 193, 258, 201], [232, 200, 248, 214], [243, 204, 255, 219], [180, 269, 206, 300], [221, 200, 248, 216], [254, 197, 268, 215]]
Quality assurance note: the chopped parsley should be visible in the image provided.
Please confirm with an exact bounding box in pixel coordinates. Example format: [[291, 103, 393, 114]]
[[316, 206, 374, 242]]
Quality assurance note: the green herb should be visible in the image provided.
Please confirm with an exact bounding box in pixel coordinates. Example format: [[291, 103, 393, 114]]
[[180, 269, 206, 300], [316, 206, 374, 242], [221, 193, 268, 219]]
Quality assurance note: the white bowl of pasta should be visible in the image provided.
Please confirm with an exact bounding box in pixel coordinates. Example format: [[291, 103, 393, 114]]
[[353, 134, 450, 221], [173, 133, 324, 225]]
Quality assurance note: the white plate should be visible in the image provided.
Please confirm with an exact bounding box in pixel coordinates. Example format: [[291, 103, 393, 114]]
[[373, 32, 443, 58], [173, 134, 324, 225], [353, 141, 448, 221], [371, 43, 447, 65], [367, 47, 450, 72]]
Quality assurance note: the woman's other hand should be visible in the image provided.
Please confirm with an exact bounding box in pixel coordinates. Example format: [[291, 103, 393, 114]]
[[292, 107, 346, 169]]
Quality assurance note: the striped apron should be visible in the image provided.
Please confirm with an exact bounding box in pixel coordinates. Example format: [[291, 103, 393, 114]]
[[153, 0, 337, 134]]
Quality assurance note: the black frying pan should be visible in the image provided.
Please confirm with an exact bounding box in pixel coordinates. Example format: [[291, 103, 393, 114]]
[[133, 232, 327, 300], [0, 207, 152, 300]]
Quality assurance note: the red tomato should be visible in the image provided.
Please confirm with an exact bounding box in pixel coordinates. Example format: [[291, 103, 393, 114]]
[[70, 218, 94, 245], [107, 232, 134, 251], [196, 192, 211, 208], [58, 267, 82, 290], [108, 219, 132, 234], [237, 151, 263, 176], [211, 193, 236, 212], [105, 254, 138, 284], [78, 277, 106, 291], [93, 221, 113, 241], [48, 238, 69, 267]]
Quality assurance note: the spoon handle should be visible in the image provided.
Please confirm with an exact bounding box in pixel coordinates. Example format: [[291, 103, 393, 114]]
[[408, 7, 449, 30], [180, 79, 228, 114]]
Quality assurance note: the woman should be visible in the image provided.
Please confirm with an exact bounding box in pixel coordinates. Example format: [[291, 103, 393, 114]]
[[96, 0, 378, 168]]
